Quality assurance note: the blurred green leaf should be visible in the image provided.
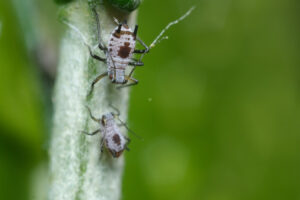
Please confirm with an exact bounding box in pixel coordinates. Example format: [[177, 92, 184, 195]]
[[124, 0, 300, 200], [107, 0, 140, 12], [0, 0, 44, 156], [54, 0, 74, 4]]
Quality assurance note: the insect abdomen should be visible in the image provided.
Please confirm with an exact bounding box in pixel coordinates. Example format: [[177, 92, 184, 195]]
[[107, 25, 136, 83], [104, 124, 126, 157]]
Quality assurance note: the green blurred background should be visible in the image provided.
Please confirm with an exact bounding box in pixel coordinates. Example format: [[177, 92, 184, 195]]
[[0, 0, 299, 200]]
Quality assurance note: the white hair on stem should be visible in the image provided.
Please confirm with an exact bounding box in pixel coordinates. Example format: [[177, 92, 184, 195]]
[[62, 20, 89, 45], [113, 17, 120, 25], [62, 20, 99, 51]]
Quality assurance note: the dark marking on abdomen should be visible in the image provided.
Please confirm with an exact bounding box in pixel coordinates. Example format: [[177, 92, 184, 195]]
[[113, 134, 121, 145], [118, 42, 131, 58]]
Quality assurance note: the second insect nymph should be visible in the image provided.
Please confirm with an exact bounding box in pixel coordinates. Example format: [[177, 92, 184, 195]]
[[82, 106, 131, 158]]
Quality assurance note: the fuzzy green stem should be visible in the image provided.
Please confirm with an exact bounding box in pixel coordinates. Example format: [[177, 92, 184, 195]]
[[49, 0, 136, 199]]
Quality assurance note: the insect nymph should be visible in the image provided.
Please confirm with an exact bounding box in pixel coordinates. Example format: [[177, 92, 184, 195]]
[[82, 106, 130, 158], [88, 8, 148, 95]]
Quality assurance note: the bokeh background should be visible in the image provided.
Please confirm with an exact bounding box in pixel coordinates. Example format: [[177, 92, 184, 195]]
[[0, 0, 299, 200]]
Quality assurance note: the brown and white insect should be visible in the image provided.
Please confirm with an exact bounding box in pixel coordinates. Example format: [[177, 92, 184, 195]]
[[88, 8, 149, 95], [84, 6, 195, 95], [82, 106, 131, 158]]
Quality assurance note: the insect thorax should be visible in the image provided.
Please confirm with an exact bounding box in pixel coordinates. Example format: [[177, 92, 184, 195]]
[[106, 25, 136, 83]]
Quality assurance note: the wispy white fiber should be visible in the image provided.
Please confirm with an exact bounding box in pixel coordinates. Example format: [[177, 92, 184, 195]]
[[62, 20, 89, 46]]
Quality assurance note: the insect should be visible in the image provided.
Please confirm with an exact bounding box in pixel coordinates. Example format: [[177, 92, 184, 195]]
[[88, 7, 149, 96], [61, 6, 195, 95], [82, 106, 132, 158], [87, 6, 195, 95]]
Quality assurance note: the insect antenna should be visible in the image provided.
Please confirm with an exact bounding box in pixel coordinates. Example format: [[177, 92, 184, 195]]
[[137, 6, 195, 62], [117, 117, 143, 141], [150, 6, 196, 49], [108, 104, 143, 140], [109, 103, 120, 116], [86, 106, 101, 123]]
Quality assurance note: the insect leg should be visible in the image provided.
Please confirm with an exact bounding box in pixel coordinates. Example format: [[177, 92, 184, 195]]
[[133, 49, 148, 54], [125, 60, 141, 83], [127, 65, 138, 80], [100, 135, 105, 152], [125, 136, 131, 151], [82, 129, 101, 136], [109, 104, 120, 116], [92, 7, 107, 52], [88, 71, 108, 96], [129, 61, 144, 66], [117, 76, 138, 89], [86, 106, 101, 122], [133, 37, 150, 54], [125, 136, 131, 144], [117, 119, 143, 140], [88, 45, 106, 62], [128, 57, 144, 66]]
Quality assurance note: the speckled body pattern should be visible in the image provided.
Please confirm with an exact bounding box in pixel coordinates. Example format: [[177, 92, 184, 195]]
[[101, 113, 127, 157], [106, 25, 136, 83]]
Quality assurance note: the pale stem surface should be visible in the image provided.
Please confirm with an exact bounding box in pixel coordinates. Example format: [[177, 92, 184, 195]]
[[49, 1, 136, 199]]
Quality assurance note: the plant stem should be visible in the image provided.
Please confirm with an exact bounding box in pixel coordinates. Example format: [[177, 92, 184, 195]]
[[49, 1, 136, 199]]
